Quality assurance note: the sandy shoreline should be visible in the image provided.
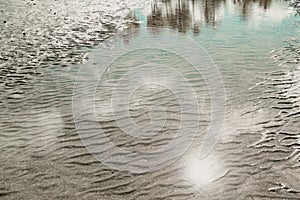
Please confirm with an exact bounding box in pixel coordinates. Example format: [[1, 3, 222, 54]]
[[0, 0, 299, 199]]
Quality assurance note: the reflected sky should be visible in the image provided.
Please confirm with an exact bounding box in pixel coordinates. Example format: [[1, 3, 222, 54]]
[[126, 0, 300, 192]]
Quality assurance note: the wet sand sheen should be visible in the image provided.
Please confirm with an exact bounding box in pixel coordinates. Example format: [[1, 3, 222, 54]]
[[0, 0, 300, 199]]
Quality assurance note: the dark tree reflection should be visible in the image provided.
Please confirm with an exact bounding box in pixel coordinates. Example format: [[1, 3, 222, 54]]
[[145, 0, 273, 34], [147, 0, 193, 33], [233, 0, 272, 20]]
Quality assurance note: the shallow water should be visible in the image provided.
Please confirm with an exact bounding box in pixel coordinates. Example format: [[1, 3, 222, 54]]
[[1, 0, 300, 199]]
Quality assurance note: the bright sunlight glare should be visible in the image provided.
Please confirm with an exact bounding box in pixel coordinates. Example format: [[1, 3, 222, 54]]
[[184, 154, 226, 186]]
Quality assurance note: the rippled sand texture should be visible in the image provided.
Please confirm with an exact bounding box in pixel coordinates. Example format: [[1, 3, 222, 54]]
[[1, 0, 300, 199]]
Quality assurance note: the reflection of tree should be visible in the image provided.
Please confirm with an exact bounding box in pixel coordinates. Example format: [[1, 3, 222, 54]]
[[147, 0, 225, 34], [290, 0, 300, 15], [146, 0, 273, 34], [147, 0, 191, 33], [233, 0, 272, 19], [203, 0, 225, 26]]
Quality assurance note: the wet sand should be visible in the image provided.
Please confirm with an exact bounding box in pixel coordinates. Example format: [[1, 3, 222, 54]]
[[0, 0, 300, 199]]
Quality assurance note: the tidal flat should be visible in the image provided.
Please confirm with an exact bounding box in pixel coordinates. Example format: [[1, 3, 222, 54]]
[[0, 0, 299, 199]]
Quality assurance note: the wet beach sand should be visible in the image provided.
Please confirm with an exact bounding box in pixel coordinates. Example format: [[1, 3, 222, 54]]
[[0, 0, 300, 199]]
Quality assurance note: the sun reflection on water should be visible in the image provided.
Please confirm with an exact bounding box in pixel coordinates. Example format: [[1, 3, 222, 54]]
[[184, 153, 227, 186]]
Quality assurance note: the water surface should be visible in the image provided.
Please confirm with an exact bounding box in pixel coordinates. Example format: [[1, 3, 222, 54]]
[[0, 0, 300, 199]]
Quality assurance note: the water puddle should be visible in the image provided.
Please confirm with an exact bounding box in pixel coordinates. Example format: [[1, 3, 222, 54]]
[[0, 0, 299, 199]]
